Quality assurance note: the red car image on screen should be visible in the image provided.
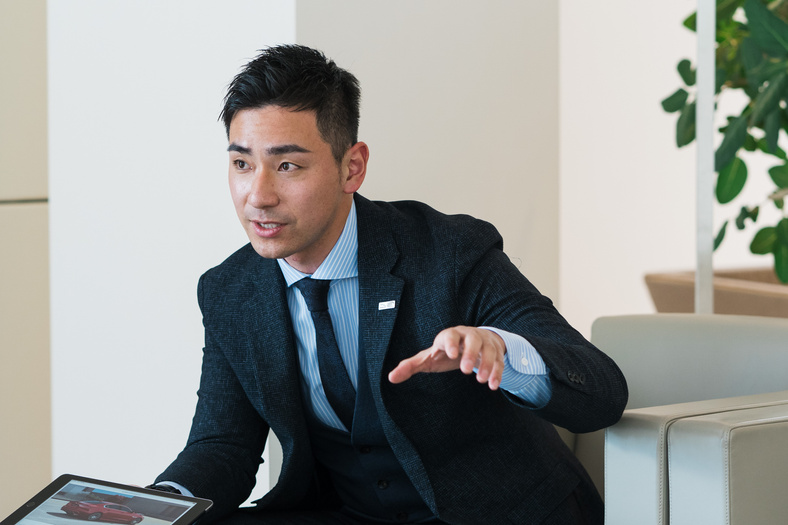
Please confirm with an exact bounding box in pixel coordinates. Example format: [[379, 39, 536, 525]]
[[61, 501, 144, 524]]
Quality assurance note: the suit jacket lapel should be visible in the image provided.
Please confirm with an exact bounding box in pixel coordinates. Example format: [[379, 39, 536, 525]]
[[241, 256, 306, 431], [353, 195, 437, 512], [355, 195, 404, 395]]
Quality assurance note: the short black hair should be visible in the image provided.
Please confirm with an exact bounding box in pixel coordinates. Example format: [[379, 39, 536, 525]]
[[220, 44, 361, 164]]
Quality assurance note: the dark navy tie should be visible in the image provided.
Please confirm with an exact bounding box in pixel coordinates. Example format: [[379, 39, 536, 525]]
[[295, 278, 356, 430]]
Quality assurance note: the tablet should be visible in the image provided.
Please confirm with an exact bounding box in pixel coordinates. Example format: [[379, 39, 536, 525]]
[[1, 475, 213, 525]]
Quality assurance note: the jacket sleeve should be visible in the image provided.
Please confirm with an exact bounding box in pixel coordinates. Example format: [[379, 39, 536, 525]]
[[454, 225, 628, 433], [155, 274, 269, 521]]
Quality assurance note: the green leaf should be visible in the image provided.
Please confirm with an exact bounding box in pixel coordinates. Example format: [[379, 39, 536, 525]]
[[714, 220, 728, 250], [715, 112, 749, 170], [750, 71, 788, 125], [751, 226, 777, 254], [683, 12, 697, 32], [782, 108, 788, 134], [744, 0, 788, 57], [661, 89, 689, 113], [755, 60, 788, 84], [776, 198, 785, 209], [744, 133, 758, 151], [716, 67, 727, 94], [777, 218, 788, 245], [736, 207, 749, 229], [677, 102, 697, 147], [769, 163, 788, 188], [736, 205, 761, 229], [740, 37, 765, 86], [716, 157, 748, 204], [678, 59, 696, 86], [764, 108, 782, 153], [718, 0, 746, 22], [775, 240, 788, 283], [757, 137, 787, 159]]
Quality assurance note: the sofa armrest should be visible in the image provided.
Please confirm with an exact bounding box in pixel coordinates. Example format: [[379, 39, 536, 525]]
[[668, 403, 788, 525], [605, 390, 788, 525]]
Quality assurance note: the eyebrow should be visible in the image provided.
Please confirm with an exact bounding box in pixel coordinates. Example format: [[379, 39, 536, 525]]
[[266, 144, 311, 156], [227, 143, 311, 156], [227, 143, 252, 155]]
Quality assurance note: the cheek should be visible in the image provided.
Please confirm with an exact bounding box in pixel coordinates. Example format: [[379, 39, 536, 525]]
[[228, 172, 246, 196], [228, 177, 247, 211]]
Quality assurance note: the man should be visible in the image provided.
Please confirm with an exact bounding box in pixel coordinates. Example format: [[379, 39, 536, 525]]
[[150, 44, 628, 525]]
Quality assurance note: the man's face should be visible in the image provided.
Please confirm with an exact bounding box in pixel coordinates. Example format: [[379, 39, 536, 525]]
[[228, 106, 366, 274]]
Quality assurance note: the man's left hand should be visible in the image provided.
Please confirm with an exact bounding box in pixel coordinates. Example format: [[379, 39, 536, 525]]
[[388, 326, 506, 390]]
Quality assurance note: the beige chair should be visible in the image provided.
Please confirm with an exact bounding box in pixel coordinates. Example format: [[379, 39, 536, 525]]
[[584, 314, 788, 525]]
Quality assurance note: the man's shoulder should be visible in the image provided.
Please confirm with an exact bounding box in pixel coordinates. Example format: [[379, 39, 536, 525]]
[[199, 243, 277, 294], [196, 243, 284, 318], [204, 243, 259, 275], [355, 194, 503, 250]]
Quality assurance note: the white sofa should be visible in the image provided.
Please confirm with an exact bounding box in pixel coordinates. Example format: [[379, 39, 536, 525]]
[[583, 314, 788, 525]]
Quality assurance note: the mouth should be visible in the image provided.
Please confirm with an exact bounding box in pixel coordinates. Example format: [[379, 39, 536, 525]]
[[250, 220, 285, 238]]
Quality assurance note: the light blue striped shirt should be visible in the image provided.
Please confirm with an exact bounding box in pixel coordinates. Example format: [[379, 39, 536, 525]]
[[277, 200, 552, 432]]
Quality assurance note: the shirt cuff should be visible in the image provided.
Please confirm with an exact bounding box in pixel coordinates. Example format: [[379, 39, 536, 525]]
[[157, 482, 193, 497], [479, 326, 552, 408]]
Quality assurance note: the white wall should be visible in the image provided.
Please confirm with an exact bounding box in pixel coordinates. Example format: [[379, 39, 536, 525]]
[[297, 0, 561, 301], [559, 0, 698, 335], [48, 0, 294, 492]]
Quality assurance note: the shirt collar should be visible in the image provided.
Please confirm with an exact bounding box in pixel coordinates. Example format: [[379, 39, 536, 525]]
[[278, 199, 358, 286]]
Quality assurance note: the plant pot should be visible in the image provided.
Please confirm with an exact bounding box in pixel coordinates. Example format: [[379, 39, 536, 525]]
[[644, 268, 788, 319]]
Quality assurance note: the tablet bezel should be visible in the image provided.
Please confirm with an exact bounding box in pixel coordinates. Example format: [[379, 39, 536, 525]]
[[1, 474, 213, 525]]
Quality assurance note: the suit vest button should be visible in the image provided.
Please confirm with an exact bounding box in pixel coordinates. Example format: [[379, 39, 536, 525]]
[[377, 480, 389, 490]]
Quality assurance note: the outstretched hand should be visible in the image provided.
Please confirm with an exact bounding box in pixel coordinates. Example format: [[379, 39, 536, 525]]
[[388, 326, 506, 390]]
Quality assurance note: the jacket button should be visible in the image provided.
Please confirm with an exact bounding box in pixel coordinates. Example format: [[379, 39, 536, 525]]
[[377, 480, 389, 490]]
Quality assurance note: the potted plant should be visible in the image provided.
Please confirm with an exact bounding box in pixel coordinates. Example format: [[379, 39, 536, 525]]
[[648, 0, 788, 316]]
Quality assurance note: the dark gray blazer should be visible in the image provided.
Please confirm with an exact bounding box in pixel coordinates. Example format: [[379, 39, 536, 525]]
[[157, 194, 628, 524]]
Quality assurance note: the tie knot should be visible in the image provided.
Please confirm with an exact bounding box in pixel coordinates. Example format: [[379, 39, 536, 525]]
[[295, 278, 331, 312]]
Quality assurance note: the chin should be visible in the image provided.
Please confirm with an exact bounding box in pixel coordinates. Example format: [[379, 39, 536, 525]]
[[249, 240, 288, 261]]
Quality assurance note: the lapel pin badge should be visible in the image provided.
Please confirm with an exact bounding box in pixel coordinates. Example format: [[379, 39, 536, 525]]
[[378, 300, 396, 311]]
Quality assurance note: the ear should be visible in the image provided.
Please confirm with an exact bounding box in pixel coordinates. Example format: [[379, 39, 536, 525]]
[[342, 141, 368, 194]]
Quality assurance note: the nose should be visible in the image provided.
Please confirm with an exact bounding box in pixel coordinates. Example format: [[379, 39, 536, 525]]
[[247, 168, 279, 209]]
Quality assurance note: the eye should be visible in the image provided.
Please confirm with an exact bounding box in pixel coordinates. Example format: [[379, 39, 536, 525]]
[[279, 162, 299, 172], [233, 159, 249, 170]]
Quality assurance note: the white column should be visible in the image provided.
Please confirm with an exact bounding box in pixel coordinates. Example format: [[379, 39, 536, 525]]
[[695, 0, 716, 313]]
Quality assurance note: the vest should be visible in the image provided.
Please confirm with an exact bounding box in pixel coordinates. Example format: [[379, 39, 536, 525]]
[[304, 344, 436, 523]]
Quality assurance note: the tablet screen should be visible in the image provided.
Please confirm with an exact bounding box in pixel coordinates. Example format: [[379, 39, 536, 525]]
[[1, 475, 212, 525]]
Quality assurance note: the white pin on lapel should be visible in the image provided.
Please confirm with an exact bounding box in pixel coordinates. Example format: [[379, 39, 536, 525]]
[[378, 300, 396, 311]]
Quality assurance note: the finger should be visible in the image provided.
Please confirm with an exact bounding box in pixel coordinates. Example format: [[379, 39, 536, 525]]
[[459, 329, 483, 375], [471, 331, 500, 384], [388, 349, 432, 384], [389, 345, 461, 383], [434, 328, 464, 360], [475, 342, 497, 384], [486, 351, 506, 390], [470, 329, 505, 388]]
